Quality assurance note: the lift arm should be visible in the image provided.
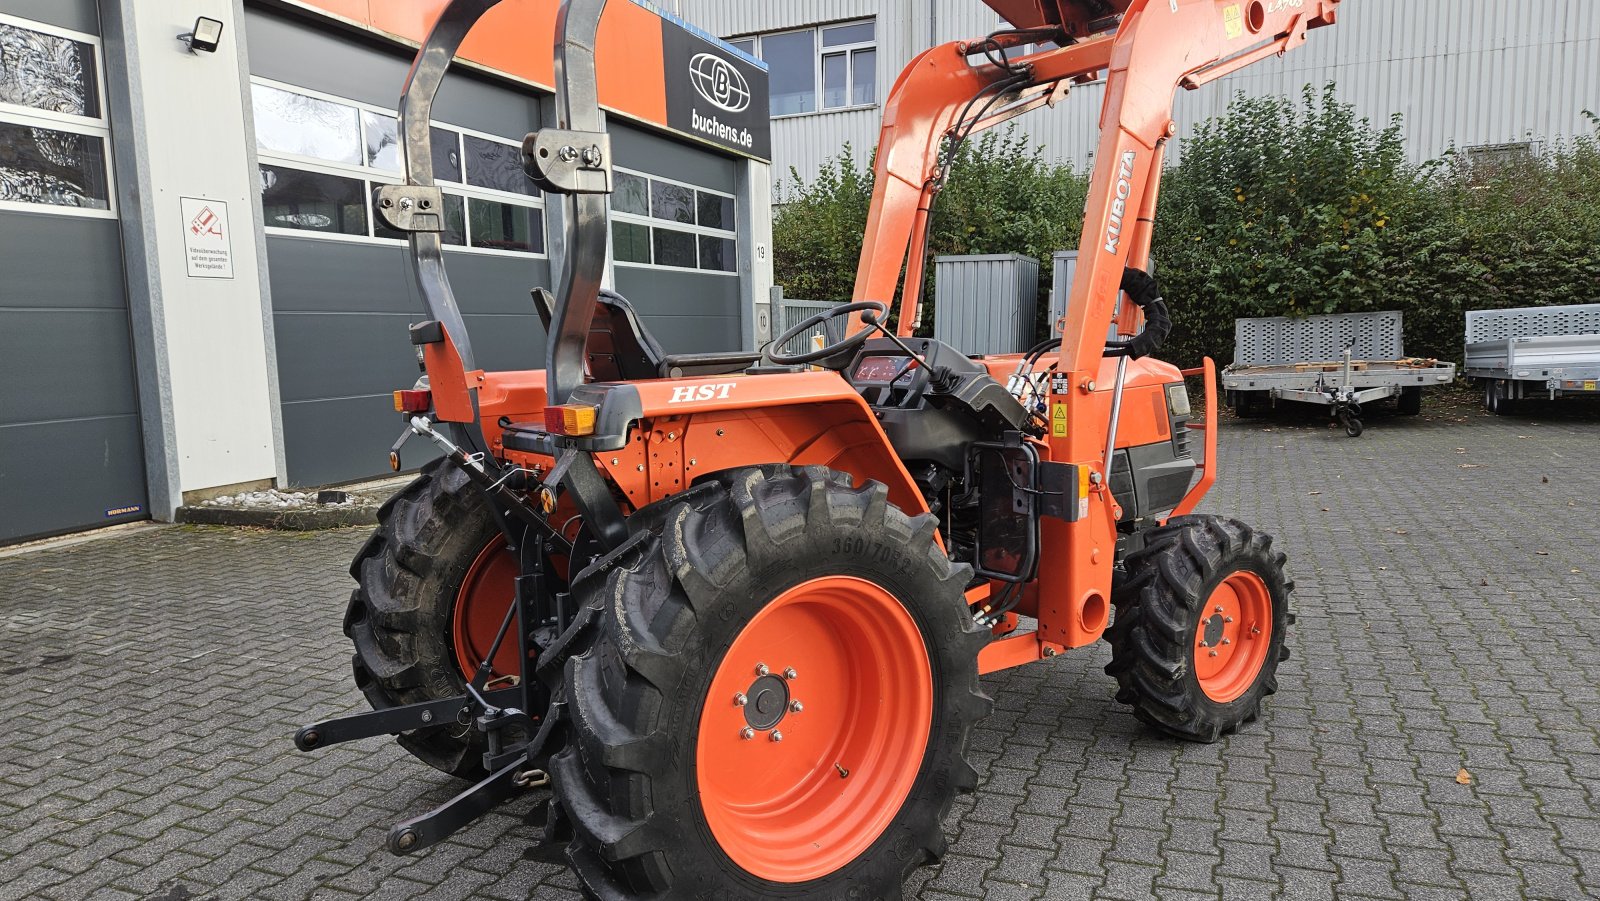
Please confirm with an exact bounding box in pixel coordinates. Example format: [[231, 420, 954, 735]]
[[851, 0, 1338, 647]]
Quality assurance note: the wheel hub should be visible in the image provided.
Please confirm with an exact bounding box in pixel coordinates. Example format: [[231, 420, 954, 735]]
[[742, 673, 792, 731], [1194, 570, 1273, 703]]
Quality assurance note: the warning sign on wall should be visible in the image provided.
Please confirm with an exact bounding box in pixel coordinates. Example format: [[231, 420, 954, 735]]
[[181, 197, 234, 279]]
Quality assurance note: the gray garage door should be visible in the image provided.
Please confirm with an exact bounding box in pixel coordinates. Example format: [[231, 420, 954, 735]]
[[246, 9, 552, 487], [609, 123, 743, 354], [0, 1, 148, 543]]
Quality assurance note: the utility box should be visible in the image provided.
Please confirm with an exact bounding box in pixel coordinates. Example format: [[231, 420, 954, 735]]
[[1051, 250, 1156, 329], [933, 254, 1039, 355], [1049, 250, 1079, 326]]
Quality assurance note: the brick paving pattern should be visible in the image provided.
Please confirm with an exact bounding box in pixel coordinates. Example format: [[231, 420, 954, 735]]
[[1, 398, 1597, 900]]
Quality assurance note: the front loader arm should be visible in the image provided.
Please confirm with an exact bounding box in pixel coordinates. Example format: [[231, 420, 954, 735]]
[[851, 0, 1338, 650], [852, 35, 1115, 334]]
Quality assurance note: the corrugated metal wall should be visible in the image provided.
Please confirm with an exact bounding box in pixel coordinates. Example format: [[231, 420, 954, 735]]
[[933, 254, 1039, 355], [680, 0, 1600, 186]]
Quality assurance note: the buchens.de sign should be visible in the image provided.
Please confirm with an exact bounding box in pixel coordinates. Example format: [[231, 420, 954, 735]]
[[182, 196, 235, 279]]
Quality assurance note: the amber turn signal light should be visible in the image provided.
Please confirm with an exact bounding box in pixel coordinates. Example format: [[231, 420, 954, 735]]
[[544, 404, 598, 436], [393, 389, 432, 414]]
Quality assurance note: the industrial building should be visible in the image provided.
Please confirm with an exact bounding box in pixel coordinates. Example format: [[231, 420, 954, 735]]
[[675, 0, 1600, 192], [0, 0, 771, 543]]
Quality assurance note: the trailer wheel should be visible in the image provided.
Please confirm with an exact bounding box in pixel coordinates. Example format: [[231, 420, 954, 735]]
[[1484, 379, 1518, 415], [1396, 386, 1423, 416], [1106, 515, 1291, 742], [1231, 390, 1267, 417], [344, 458, 525, 779], [1339, 411, 1364, 437], [552, 466, 989, 898]]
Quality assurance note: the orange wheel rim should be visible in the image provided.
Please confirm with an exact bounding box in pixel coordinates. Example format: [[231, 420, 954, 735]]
[[1195, 570, 1273, 703], [695, 576, 933, 883], [451, 538, 520, 682]]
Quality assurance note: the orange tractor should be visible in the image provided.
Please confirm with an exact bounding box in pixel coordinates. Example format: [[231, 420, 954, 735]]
[[296, 0, 1338, 896]]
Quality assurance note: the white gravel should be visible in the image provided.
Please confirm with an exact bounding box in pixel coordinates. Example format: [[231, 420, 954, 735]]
[[201, 488, 371, 509]]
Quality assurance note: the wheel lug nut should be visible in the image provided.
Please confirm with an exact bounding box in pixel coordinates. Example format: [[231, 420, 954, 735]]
[[1209, 650, 1219, 657], [770, 731, 783, 742], [1215, 605, 1225, 613], [1222, 638, 1231, 645], [789, 700, 804, 714], [740, 727, 755, 740], [783, 667, 798, 680], [755, 663, 769, 676], [1251, 627, 1261, 635], [733, 693, 748, 707], [1224, 616, 1234, 623]]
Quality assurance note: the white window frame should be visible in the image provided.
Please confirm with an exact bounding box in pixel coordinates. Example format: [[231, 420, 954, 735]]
[[0, 12, 116, 220], [609, 165, 739, 276], [731, 18, 877, 120], [250, 77, 546, 258]]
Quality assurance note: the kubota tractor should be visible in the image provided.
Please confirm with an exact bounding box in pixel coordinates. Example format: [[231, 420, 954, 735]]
[[296, 0, 1339, 896]]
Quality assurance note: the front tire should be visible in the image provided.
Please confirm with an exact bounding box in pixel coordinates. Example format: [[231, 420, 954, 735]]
[[553, 466, 990, 899], [1106, 515, 1291, 742]]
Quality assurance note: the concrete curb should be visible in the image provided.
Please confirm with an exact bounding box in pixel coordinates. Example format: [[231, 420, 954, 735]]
[[176, 504, 378, 531]]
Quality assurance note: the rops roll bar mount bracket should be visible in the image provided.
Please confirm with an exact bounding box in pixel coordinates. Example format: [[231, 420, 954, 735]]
[[376, 0, 614, 407]]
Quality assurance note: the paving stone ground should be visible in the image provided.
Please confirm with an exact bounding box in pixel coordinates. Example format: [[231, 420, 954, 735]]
[[2, 393, 1597, 900]]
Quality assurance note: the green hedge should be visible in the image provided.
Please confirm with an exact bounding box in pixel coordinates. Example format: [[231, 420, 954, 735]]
[[772, 85, 1600, 365]]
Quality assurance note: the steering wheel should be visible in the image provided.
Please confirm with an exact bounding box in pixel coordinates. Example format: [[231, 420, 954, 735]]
[[765, 300, 889, 366]]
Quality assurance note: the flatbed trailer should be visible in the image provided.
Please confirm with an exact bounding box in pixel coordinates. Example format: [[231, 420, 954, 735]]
[[1221, 311, 1456, 436], [1463, 303, 1600, 414]]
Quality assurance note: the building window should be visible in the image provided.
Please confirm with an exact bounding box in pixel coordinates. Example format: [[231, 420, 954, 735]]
[[729, 19, 875, 116], [0, 15, 114, 216], [608, 167, 738, 274], [252, 79, 544, 256]]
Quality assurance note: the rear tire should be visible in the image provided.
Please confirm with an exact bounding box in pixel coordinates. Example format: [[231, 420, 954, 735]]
[[1106, 515, 1291, 742], [344, 458, 508, 778], [552, 466, 990, 899]]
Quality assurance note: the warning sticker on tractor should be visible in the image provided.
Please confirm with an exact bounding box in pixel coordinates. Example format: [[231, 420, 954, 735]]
[[1052, 404, 1069, 437], [1222, 4, 1244, 38]]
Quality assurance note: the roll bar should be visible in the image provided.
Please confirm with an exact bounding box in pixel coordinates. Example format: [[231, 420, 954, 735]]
[[377, 0, 613, 408]]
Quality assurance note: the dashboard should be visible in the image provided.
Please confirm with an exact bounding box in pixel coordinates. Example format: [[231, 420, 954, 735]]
[[853, 355, 919, 385]]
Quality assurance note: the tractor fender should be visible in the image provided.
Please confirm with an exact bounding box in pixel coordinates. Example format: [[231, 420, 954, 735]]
[[588, 372, 927, 515]]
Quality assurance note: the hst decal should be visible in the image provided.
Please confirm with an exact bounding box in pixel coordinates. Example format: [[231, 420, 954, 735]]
[[668, 383, 736, 403]]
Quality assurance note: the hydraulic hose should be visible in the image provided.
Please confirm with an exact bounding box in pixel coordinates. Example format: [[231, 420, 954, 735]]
[[1107, 267, 1171, 359]]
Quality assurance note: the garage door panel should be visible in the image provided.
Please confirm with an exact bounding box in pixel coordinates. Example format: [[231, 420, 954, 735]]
[[0, 215, 127, 312], [281, 394, 436, 488], [0, 415, 146, 543], [263, 238, 420, 315], [449, 256, 552, 317], [461, 313, 546, 373], [0, 308, 139, 426], [613, 267, 741, 353], [272, 312, 420, 404]]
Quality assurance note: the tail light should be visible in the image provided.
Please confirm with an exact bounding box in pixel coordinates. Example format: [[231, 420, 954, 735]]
[[544, 404, 598, 437], [393, 389, 432, 413]]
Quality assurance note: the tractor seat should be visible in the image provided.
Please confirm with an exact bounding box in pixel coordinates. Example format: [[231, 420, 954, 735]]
[[531, 288, 761, 380]]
